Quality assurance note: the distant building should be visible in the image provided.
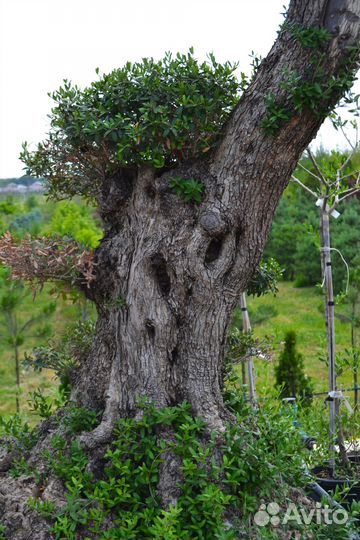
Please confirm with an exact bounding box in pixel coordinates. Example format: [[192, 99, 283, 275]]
[[0, 182, 19, 193], [0, 180, 45, 194], [29, 181, 44, 192]]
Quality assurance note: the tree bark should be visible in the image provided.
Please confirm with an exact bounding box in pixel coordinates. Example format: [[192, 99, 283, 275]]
[[76, 163, 240, 441]]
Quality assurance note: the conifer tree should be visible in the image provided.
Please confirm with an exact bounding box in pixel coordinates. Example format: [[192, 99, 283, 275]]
[[275, 330, 313, 400]]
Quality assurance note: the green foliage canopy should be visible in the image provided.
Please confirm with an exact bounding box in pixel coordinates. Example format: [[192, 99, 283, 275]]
[[21, 50, 242, 200]]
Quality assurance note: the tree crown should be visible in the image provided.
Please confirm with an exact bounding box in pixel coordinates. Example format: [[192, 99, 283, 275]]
[[21, 50, 242, 200]]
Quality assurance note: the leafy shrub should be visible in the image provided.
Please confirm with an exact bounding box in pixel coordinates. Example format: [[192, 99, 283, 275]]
[[25, 194, 39, 210], [45, 201, 102, 248], [170, 177, 204, 204], [0, 196, 19, 215], [0, 414, 39, 451], [226, 328, 273, 364], [27, 397, 329, 539], [24, 319, 96, 394], [21, 50, 242, 199], [27, 387, 69, 420], [9, 457, 39, 479], [287, 23, 331, 49], [9, 209, 43, 237], [28, 389, 57, 419], [27, 397, 359, 539], [260, 93, 292, 135], [247, 258, 283, 297], [62, 403, 100, 435]]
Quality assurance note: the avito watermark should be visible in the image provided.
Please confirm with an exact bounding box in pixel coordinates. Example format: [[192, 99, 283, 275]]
[[254, 502, 348, 527]]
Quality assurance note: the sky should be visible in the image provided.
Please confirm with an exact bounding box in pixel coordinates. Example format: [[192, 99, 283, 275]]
[[0, 0, 358, 178]]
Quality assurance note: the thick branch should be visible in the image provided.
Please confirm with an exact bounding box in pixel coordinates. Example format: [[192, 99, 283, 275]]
[[211, 0, 360, 229]]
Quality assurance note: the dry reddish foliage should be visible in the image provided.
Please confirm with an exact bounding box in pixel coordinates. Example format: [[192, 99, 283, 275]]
[[0, 232, 96, 289]]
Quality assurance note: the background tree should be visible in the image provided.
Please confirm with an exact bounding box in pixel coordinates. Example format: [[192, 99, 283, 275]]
[[0, 269, 55, 412], [265, 156, 360, 291], [292, 139, 360, 471], [275, 330, 313, 400], [45, 201, 102, 249]]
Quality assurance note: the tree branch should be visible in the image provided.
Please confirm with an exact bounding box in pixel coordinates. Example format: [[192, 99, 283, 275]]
[[291, 175, 318, 198], [0, 233, 96, 292], [337, 187, 360, 203], [306, 148, 329, 188]]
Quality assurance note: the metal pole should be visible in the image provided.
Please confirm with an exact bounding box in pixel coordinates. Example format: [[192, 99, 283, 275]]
[[320, 210, 337, 473], [240, 292, 257, 408]]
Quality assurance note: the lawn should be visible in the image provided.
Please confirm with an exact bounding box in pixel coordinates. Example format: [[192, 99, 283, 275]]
[[0, 285, 85, 419], [238, 281, 355, 397]]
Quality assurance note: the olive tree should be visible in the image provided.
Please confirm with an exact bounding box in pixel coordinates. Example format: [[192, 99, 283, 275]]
[[10, 0, 360, 442], [0, 0, 360, 533]]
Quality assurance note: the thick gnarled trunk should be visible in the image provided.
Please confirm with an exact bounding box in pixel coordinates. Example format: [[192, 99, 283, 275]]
[[75, 163, 259, 441]]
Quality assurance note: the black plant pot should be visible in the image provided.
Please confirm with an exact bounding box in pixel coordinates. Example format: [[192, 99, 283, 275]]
[[348, 453, 360, 464], [311, 465, 360, 505]]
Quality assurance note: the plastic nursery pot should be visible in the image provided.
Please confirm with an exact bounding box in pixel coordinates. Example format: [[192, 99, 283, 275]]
[[348, 453, 360, 464], [311, 465, 360, 505]]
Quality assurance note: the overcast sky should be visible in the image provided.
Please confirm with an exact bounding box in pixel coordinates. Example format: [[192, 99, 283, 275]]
[[0, 0, 358, 178]]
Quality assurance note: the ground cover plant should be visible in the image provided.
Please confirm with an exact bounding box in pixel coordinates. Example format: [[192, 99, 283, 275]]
[[2, 362, 360, 540]]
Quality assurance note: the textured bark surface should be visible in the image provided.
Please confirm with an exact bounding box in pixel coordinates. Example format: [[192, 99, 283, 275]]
[[1, 1, 360, 538]]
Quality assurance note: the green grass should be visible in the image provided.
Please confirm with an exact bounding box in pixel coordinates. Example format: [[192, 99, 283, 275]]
[[0, 286, 86, 420], [235, 281, 355, 396]]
